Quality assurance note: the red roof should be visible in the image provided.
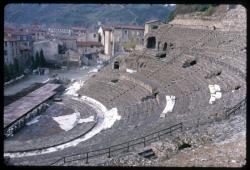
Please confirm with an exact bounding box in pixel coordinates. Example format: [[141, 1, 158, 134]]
[[113, 25, 144, 30], [102, 26, 112, 31], [4, 36, 17, 42], [57, 35, 77, 40], [19, 44, 31, 50], [145, 19, 161, 24], [71, 27, 87, 31], [12, 31, 33, 36], [4, 27, 15, 33], [77, 41, 102, 47]]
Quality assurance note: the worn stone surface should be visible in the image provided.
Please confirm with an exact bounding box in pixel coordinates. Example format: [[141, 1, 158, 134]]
[[4, 5, 246, 167]]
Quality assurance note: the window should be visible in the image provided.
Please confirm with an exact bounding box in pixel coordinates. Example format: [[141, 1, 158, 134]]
[[125, 30, 128, 34], [4, 42, 7, 47], [152, 25, 158, 29], [91, 45, 93, 48], [4, 50, 7, 55], [93, 34, 96, 38]]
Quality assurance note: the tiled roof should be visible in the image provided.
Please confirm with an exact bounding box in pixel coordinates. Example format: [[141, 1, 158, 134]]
[[19, 44, 31, 50], [102, 26, 113, 31], [71, 27, 87, 31], [77, 41, 102, 47], [12, 31, 33, 36], [4, 36, 17, 42], [145, 19, 161, 24], [113, 25, 144, 30], [4, 27, 15, 33]]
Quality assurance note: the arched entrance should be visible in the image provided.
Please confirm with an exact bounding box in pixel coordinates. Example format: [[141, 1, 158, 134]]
[[146, 37, 156, 49], [98, 33, 101, 42], [157, 41, 161, 51], [114, 61, 119, 69], [163, 42, 168, 51]]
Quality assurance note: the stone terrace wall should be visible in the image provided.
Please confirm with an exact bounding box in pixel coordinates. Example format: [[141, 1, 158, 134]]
[[169, 5, 246, 32]]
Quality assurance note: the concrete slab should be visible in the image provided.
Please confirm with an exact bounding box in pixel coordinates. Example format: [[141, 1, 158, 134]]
[[4, 83, 61, 128]]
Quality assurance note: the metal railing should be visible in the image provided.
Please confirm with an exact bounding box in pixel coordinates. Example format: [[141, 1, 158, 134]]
[[50, 98, 246, 166], [50, 122, 183, 165], [225, 98, 246, 118]]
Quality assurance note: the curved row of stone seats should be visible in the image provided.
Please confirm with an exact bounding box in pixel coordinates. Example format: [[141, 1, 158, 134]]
[[135, 48, 244, 117], [158, 25, 212, 49], [41, 98, 161, 165], [54, 23, 247, 166], [158, 56, 242, 117], [200, 53, 246, 79], [182, 47, 246, 79], [187, 60, 246, 112], [134, 66, 189, 115], [220, 56, 246, 75], [131, 57, 208, 115], [78, 78, 152, 110], [197, 49, 245, 74], [62, 97, 97, 118], [187, 57, 244, 93]]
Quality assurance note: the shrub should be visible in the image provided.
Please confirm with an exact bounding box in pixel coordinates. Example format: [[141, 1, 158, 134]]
[[167, 11, 175, 22], [202, 5, 216, 16], [123, 39, 137, 51]]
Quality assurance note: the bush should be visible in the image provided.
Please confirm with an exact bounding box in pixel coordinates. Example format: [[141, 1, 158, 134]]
[[167, 11, 175, 22], [123, 39, 137, 51], [197, 5, 210, 12], [202, 5, 215, 16]]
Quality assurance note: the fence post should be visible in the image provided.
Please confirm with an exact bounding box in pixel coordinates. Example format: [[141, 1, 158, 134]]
[[143, 137, 146, 147], [86, 152, 89, 164], [63, 157, 66, 164], [169, 127, 172, 136], [108, 148, 111, 158]]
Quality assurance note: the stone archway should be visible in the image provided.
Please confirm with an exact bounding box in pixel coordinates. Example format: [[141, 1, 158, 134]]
[[157, 41, 161, 51], [114, 61, 119, 69], [163, 42, 168, 51], [146, 37, 156, 49]]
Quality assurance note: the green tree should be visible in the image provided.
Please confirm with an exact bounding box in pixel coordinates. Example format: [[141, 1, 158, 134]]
[[4, 63, 10, 82], [35, 51, 40, 68], [31, 55, 35, 69], [40, 49, 46, 67], [13, 58, 19, 77], [167, 11, 175, 22], [8, 63, 15, 80], [123, 39, 137, 51]]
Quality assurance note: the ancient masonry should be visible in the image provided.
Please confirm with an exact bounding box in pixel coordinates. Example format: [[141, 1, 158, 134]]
[[4, 5, 246, 166]]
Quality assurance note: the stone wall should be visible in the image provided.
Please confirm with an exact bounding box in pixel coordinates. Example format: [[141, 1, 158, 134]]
[[169, 19, 222, 30]]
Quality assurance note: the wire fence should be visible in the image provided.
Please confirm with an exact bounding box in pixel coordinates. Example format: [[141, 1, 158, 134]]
[[50, 122, 183, 165], [50, 97, 246, 166]]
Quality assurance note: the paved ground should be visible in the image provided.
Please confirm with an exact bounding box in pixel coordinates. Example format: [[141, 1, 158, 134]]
[[4, 75, 49, 96], [4, 65, 99, 96]]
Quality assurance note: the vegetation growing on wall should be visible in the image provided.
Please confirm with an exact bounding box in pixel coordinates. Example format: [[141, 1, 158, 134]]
[[4, 49, 47, 82], [123, 39, 137, 52], [167, 4, 218, 21]]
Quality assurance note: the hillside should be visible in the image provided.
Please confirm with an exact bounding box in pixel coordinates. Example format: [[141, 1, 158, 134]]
[[4, 4, 175, 28]]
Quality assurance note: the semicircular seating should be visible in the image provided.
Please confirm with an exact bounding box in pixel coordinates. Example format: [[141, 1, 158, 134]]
[[6, 11, 246, 166]]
